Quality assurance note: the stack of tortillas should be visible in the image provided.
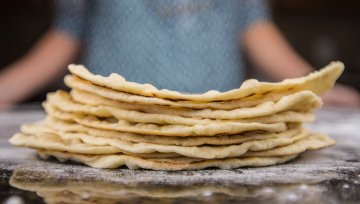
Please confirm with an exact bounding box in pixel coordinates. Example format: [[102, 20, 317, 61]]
[[10, 61, 343, 170]]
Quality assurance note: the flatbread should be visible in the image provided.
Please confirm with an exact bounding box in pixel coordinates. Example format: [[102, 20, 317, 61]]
[[47, 91, 318, 126], [66, 90, 320, 120], [33, 133, 334, 170], [243, 133, 336, 157], [13, 124, 308, 159], [71, 89, 318, 122], [25, 118, 302, 146], [69, 90, 318, 124], [65, 76, 297, 110], [70, 88, 265, 114], [68, 61, 343, 101], [37, 149, 299, 170], [7, 61, 342, 171], [10, 130, 334, 159], [9, 133, 180, 158], [48, 91, 216, 126], [44, 104, 288, 137]]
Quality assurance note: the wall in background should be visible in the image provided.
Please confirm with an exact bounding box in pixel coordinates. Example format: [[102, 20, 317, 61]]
[[270, 0, 360, 89], [0, 0, 56, 103], [0, 0, 52, 68]]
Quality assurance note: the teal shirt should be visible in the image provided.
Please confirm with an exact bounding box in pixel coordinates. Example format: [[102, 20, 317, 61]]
[[54, 0, 270, 92]]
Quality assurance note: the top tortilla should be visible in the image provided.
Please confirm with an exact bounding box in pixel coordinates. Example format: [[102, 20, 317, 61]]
[[68, 61, 343, 102]]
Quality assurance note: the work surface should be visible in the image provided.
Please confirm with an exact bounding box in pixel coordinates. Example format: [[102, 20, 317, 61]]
[[0, 107, 359, 203]]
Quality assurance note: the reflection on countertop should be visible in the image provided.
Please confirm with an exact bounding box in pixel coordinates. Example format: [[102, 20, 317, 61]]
[[4, 169, 360, 204]]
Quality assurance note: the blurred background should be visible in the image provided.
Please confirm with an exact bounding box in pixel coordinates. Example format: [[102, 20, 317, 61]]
[[0, 0, 359, 103]]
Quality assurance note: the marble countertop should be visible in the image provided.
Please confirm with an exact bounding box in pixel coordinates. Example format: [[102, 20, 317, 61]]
[[0, 106, 359, 204]]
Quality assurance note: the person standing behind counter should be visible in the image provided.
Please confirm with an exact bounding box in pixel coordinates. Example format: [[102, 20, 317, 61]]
[[0, 0, 359, 108]]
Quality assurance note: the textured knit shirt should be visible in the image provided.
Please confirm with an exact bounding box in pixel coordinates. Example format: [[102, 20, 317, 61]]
[[54, 0, 270, 93]]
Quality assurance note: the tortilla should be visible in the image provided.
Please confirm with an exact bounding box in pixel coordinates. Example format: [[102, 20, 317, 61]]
[[24, 118, 302, 146], [32, 133, 334, 170], [12, 125, 308, 159], [9, 133, 180, 158], [8, 61, 341, 170], [70, 90, 318, 124], [244, 133, 336, 157], [44, 103, 288, 137], [65, 76, 296, 110], [68, 61, 343, 101], [37, 149, 299, 170], [47, 90, 318, 125]]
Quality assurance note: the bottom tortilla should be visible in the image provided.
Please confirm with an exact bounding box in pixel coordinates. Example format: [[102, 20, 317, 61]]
[[37, 149, 299, 171]]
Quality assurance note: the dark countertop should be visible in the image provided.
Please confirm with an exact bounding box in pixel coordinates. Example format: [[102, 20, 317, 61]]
[[0, 106, 360, 204]]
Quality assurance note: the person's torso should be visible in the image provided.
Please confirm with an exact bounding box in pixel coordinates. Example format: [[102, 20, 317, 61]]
[[82, 0, 247, 92]]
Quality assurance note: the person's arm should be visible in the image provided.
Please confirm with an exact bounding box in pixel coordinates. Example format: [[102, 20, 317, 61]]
[[242, 21, 360, 108], [0, 30, 80, 108], [242, 21, 312, 80]]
